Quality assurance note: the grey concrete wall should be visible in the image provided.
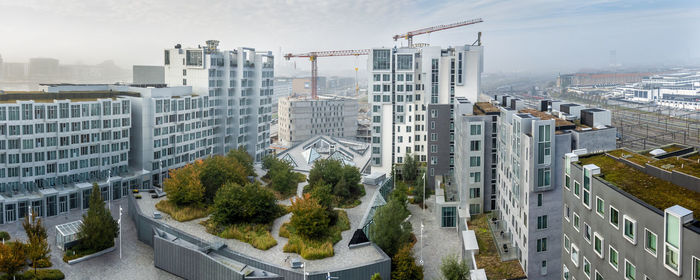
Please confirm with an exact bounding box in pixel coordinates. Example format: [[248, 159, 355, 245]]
[[563, 162, 700, 280], [571, 128, 617, 154], [133, 65, 165, 84], [154, 236, 243, 280], [607, 154, 700, 193]]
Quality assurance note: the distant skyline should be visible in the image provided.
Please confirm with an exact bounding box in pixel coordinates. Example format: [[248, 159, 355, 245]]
[[1, 0, 698, 76]]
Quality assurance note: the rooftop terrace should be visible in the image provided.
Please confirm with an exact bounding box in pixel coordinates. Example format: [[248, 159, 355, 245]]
[[578, 152, 700, 215], [473, 102, 500, 115], [519, 108, 577, 128]]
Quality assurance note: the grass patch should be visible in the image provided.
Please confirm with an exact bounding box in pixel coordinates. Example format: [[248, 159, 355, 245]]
[[468, 214, 526, 280], [684, 152, 700, 161], [649, 156, 700, 178], [155, 199, 209, 222], [580, 153, 700, 214], [280, 210, 350, 260], [202, 221, 278, 250], [607, 149, 653, 166], [0, 269, 65, 280]]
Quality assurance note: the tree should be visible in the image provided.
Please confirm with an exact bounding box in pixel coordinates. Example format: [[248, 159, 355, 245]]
[[370, 273, 382, 280], [78, 183, 119, 251], [370, 198, 412, 257], [413, 172, 425, 205], [401, 153, 418, 182], [164, 161, 205, 206], [212, 182, 282, 225], [23, 213, 50, 274], [200, 155, 247, 202], [309, 183, 338, 224], [308, 159, 364, 202], [0, 232, 9, 242], [227, 146, 256, 177], [0, 242, 26, 278], [440, 254, 470, 280], [26, 233, 50, 274], [289, 194, 330, 239], [391, 244, 424, 280]]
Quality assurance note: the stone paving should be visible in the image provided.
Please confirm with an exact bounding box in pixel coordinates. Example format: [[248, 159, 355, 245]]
[[0, 199, 180, 280], [409, 197, 461, 280]]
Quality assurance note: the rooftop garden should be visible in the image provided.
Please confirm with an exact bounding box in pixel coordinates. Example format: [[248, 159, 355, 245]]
[[648, 156, 700, 178], [468, 214, 526, 280], [579, 153, 700, 215], [684, 152, 700, 161], [607, 149, 653, 166], [643, 144, 687, 157]]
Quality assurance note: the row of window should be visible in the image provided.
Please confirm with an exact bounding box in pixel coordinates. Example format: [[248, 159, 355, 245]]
[[0, 101, 130, 121]]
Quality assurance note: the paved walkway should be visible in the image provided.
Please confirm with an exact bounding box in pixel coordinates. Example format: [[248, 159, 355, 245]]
[[0, 199, 180, 280], [409, 197, 461, 280]]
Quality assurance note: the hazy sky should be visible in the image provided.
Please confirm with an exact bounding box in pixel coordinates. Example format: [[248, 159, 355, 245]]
[[1, 0, 698, 75]]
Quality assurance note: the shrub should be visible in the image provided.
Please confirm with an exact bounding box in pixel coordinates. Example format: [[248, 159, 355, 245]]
[[371, 273, 382, 280], [289, 194, 329, 239], [280, 210, 349, 260], [211, 223, 277, 250], [155, 200, 209, 222], [134, 194, 142, 199], [21, 269, 65, 280], [0, 231, 9, 242], [391, 244, 424, 280], [77, 183, 118, 252], [33, 258, 52, 268], [227, 146, 256, 177], [440, 254, 470, 280], [308, 159, 364, 205], [163, 161, 204, 206], [211, 182, 283, 226]]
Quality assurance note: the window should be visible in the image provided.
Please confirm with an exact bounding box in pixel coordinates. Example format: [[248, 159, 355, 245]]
[[537, 238, 547, 252], [645, 229, 657, 257], [574, 181, 580, 197], [623, 215, 637, 244], [584, 223, 592, 243], [571, 244, 579, 267], [583, 169, 592, 208], [470, 124, 481, 135], [396, 55, 413, 70], [596, 197, 605, 218], [470, 156, 481, 167], [625, 259, 636, 280], [565, 204, 571, 221], [372, 49, 390, 70], [609, 246, 619, 270], [541, 260, 547, 275], [565, 175, 571, 190], [584, 257, 591, 279], [595, 270, 604, 280], [665, 213, 681, 273], [693, 256, 700, 280], [470, 140, 480, 151], [594, 233, 604, 258], [564, 234, 570, 253], [537, 124, 551, 164], [537, 167, 551, 189], [442, 206, 456, 227], [563, 265, 570, 280], [469, 172, 481, 183], [537, 215, 548, 229], [537, 193, 543, 206], [610, 206, 619, 229], [573, 212, 580, 231], [469, 188, 480, 198]]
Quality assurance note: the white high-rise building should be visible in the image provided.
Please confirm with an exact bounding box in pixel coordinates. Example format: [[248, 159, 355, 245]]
[[164, 40, 274, 161], [367, 44, 483, 178]]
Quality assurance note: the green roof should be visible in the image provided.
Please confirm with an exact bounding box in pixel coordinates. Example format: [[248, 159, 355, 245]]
[[578, 153, 700, 215]]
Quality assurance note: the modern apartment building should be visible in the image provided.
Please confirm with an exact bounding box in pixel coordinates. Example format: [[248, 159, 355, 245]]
[[562, 149, 700, 280], [0, 87, 135, 223], [164, 40, 273, 161], [0, 84, 219, 225], [494, 96, 617, 279], [277, 95, 358, 145], [368, 44, 483, 177], [452, 97, 500, 215]]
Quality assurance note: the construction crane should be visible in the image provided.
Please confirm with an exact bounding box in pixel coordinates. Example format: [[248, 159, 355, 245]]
[[393, 18, 483, 47], [284, 49, 370, 99]]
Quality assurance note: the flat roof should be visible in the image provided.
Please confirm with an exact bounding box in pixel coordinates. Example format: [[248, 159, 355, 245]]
[[578, 152, 700, 216], [0, 90, 139, 103], [518, 108, 577, 128], [473, 102, 500, 115]]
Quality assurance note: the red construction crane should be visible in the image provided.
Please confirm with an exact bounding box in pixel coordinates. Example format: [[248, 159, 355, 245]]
[[393, 18, 483, 47], [284, 49, 370, 99]]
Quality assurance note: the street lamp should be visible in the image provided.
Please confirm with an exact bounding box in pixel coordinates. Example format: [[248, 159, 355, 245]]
[[107, 170, 112, 211], [118, 206, 123, 259], [159, 161, 163, 189]]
